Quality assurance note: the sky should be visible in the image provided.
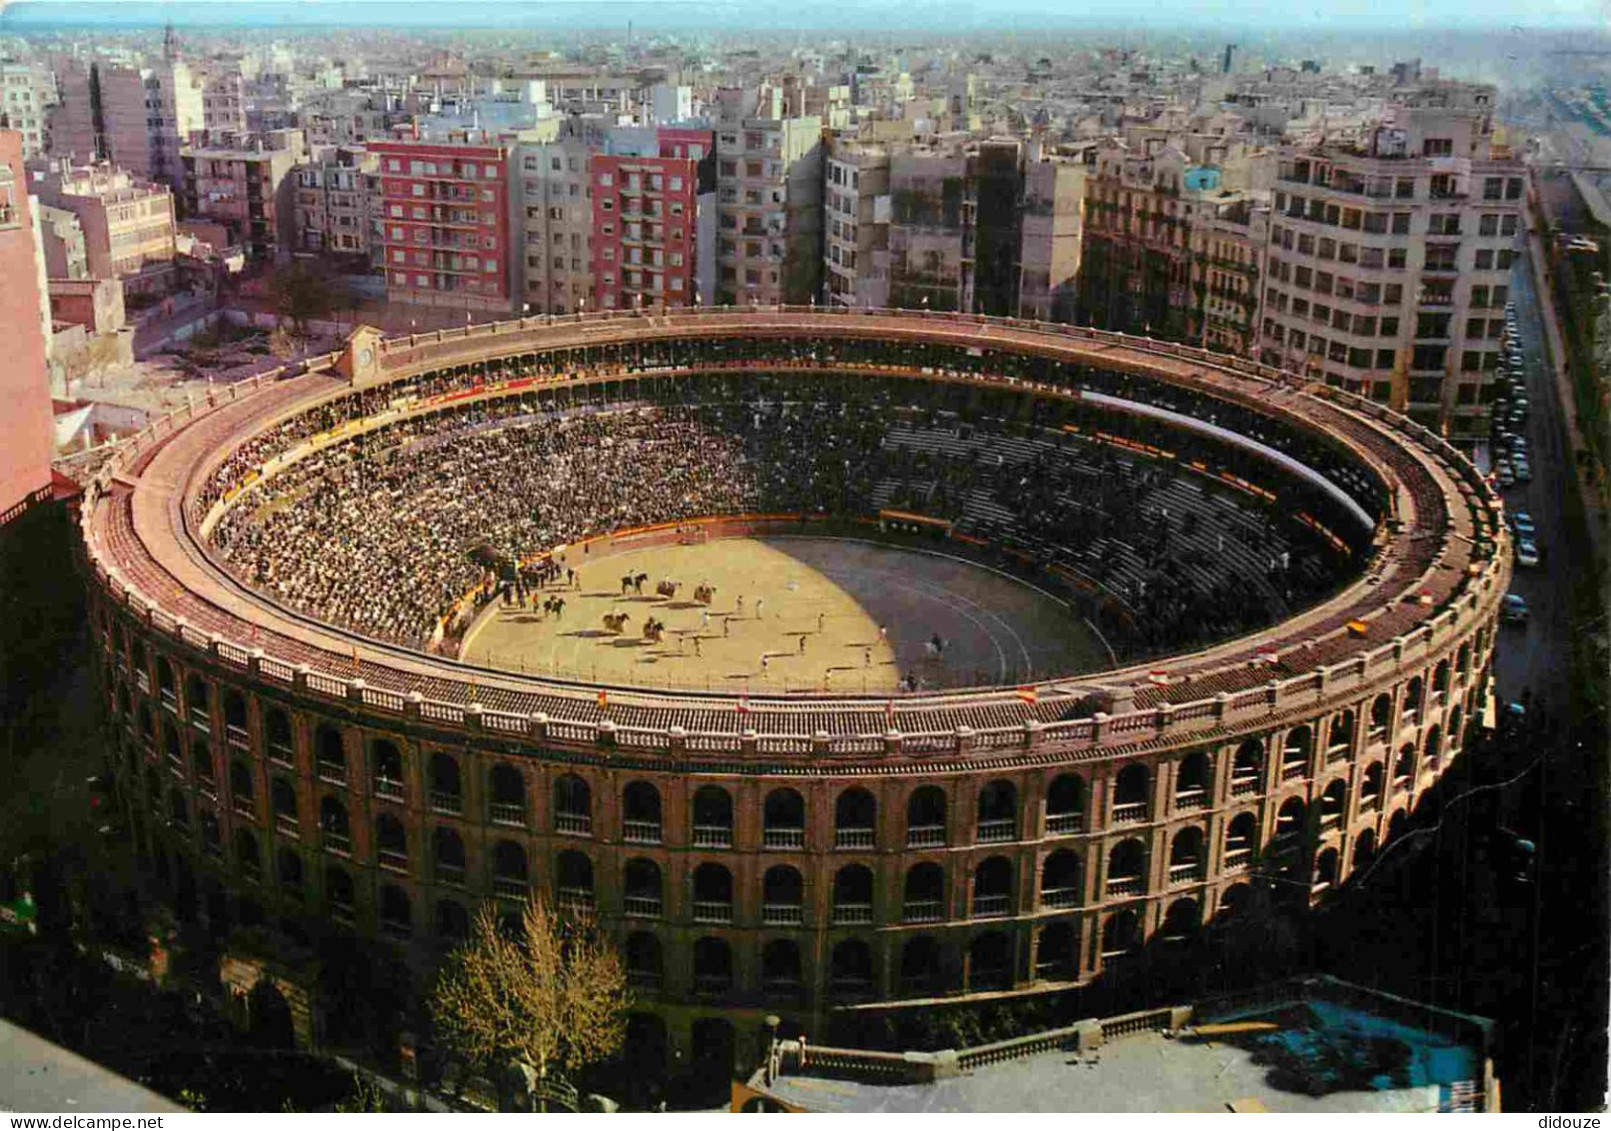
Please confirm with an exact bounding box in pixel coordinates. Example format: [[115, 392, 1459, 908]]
[[0, 0, 1603, 31]]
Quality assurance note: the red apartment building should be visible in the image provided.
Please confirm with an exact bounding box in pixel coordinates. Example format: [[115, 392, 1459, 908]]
[[0, 130, 55, 524], [590, 129, 714, 311], [370, 138, 515, 314]]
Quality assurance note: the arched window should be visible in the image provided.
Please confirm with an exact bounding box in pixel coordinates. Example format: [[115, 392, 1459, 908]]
[[278, 847, 304, 900], [693, 862, 734, 923], [762, 865, 804, 925], [692, 937, 733, 993], [1225, 812, 1258, 868], [1352, 828, 1377, 869], [1174, 754, 1209, 809], [1456, 642, 1471, 678], [553, 774, 591, 835], [235, 827, 261, 881], [229, 760, 255, 811], [371, 739, 405, 802], [556, 850, 594, 910], [436, 898, 470, 945], [1046, 774, 1085, 833], [1168, 828, 1204, 884], [1274, 797, 1306, 842], [325, 865, 355, 921], [1361, 763, 1385, 809], [900, 937, 943, 995], [1402, 677, 1424, 722], [902, 862, 945, 922], [829, 939, 874, 997], [200, 810, 221, 857], [1424, 724, 1443, 767], [1040, 849, 1083, 908], [156, 657, 176, 705], [192, 737, 214, 787], [266, 707, 293, 763], [1314, 847, 1340, 890], [968, 932, 1012, 991], [1281, 726, 1313, 777], [1106, 838, 1146, 895], [1232, 738, 1264, 794], [375, 813, 408, 869], [1100, 909, 1139, 958], [761, 939, 803, 995], [429, 752, 462, 814], [168, 788, 189, 830], [834, 787, 876, 850], [1319, 779, 1347, 829], [972, 856, 1013, 917], [832, 864, 873, 926], [1369, 693, 1392, 739], [623, 858, 662, 917], [222, 690, 247, 735], [1432, 659, 1450, 698], [320, 797, 351, 853], [138, 702, 154, 742], [271, 777, 298, 834], [1036, 921, 1078, 979], [1161, 897, 1200, 941], [976, 780, 1017, 843], [315, 725, 346, 784], [763, 788, 805, 849], [1328, 710, 1356, 759], [1394, 743, 1416, 786], [379, 885, 412, 939], [433, 826, 465, 883], [185, 673, 209, 726], [625, 932, 663, 988], [492, 841, 529, 897], [1218, 883, 1251, 925], [1448, 706, 1464, 752], [1111, 765, 1149, 822], [622, 781, 662, 844], [692, 785, 733, 848], [489, 764, 526, 825], [163, 723, 181, 765], [906, 786, 947, 847]]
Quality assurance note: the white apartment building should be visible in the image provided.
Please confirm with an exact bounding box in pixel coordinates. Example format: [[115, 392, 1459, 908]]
[[513, 136, 594, 315], [1, 63, 52, 159], [822, 142, 890, 309], [714, 108, 823, 306]]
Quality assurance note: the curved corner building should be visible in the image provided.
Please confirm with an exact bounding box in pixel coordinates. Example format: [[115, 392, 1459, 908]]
[[79, 308, 1509, 1066]]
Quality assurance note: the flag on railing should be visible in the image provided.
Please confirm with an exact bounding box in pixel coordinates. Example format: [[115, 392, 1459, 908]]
[[737, 695, 750, 715], [597, 688, 608, 711], [1148, 670, 1170, 686], [1257, 650, 1280, 666], [884, 699, 895, 726], [1016, 686, 1038, 704]]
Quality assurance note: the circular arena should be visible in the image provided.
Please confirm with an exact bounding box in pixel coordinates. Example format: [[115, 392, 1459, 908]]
[[79, 308, 1509, 1081]]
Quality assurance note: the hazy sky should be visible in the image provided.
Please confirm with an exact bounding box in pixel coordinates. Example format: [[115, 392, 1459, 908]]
[[0, 0, 1603, 30]]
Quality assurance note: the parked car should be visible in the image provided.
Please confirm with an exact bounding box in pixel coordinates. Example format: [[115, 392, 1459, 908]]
[[1496, 462, 1515, 487], [1510, 511, 1536, 538], [1516, 539, 1540, 567], [1514, 459, 1532, 483], [1502, 594, 1530, 623]]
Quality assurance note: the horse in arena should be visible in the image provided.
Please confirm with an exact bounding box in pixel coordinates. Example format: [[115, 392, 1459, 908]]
[[543, 595, 566, 619], [693, 583, 716, 605], [602, 611, 632, 635], [656, 579, 680, 599], [642, 617, 665, 643]]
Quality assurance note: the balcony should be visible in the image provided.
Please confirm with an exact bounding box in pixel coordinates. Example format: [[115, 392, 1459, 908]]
[[972, 894, 1011, 918], [623, 820, 662, 845], [268, 745, 294, 771], [557, 888, 595, 914], [832, 903, 874, 926], [225, 724, 249, 750], [1168, 862, 1202, 886], [317, 763, 347, 787], [906, 824, 946, 848], [329, 900, 356, 927], [1106, 875, 1143, 897], [274, 814, 299, 839], [1281, 761, 1307, 782], [1046, 812, 1083, 835], [692, 901, 733, 925], [377, 849, 408, 873], [374, 777, 405, 804], [1173, 789, 1207, 812], [323, 832, 351, 857], [489, 802, 525, 827], [1111, 802, 1147, 824], [1041, 887, 1081, 910], [762, 902, 803, 926], [1231, 774, 1259, 798], [232, 796, 255, 821], [492, 877, 529, 899], [1224, 846, 1252, 871], [623, 896, 662, 918], [435, 862, 465, 885], [764, 827, 804, 851], [693, 824, 733, 849], [555, 812, 591, 836], [835, 827, 875, 851], [189, 705, 210, 729], [430, 790, 463, 816], [976, 819, 1015, 844]]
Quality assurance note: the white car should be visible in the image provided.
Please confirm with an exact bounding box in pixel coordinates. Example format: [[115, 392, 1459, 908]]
[[1516, 539, 1540, 567]]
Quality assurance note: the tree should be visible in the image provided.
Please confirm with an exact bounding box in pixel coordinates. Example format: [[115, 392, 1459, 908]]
[[267, 262, 335, 337], [429, 896, 628, 1085]]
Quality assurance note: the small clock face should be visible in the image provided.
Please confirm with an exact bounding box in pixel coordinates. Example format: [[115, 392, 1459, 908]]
[[358, 347, 374, 367]]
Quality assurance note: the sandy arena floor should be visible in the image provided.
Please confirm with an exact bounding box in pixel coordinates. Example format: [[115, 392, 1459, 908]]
[[459, 536, 1106, 693]]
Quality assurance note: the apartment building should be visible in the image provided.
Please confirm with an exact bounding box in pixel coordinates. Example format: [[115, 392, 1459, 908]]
[[201, 71, 248, 137], [1017, 149, 1086, 324], [1259, 102, 1525, 434], [371, 137, 515, 314], [512, 135, 593, 315], [144, 61, 206, 186], [1, 62, 53, 160], [181, 132, 306, 261], [0, 130, 55, 520], [589, 128, 715, 312], [47, 63, 97, 163], [713, 104, 823, 306], [32, 161, 177, 291], [292, 145, 378, 258], [822, 140, 890, 309]]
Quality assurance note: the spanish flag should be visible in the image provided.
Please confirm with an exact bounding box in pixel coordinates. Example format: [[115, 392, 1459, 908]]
[[597, 688, 608, 710], [1016, 686, 1038, 704]]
